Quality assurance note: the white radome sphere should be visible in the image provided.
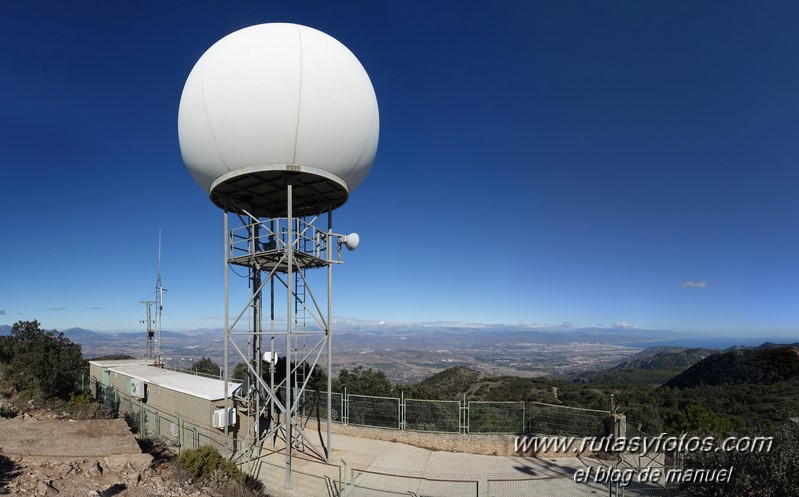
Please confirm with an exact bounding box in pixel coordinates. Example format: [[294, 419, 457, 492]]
[[178, 23, 379, 215]]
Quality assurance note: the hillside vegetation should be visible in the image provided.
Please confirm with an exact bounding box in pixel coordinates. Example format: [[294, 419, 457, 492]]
[[574, 346, 716, 387], [666, 346, 799, 387], [615, 346, 717, 370], [352, 343, 799, 436]]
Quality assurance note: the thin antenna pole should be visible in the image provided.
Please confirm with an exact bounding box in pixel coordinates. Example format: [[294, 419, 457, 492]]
[[155, 228, 167, 367]]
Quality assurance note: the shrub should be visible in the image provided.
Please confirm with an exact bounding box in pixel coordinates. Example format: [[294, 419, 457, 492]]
[[191, 357, 222, 378], [0, 401, 18, 418], [65, 392, 114, 420], [177, 445, 244, 485], [681, 422, 799, 496], [136, 435, 175, 461], [4, 320, 86, 399]]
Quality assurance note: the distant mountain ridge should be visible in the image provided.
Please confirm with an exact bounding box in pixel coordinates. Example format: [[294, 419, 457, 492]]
[[413, 366, 486, 398], [63, 327, 102, 340], [0, 325, 191, 341], [570, 345, 720, 387], [612, 346, 718, 370], [666, 345, 799, 388]]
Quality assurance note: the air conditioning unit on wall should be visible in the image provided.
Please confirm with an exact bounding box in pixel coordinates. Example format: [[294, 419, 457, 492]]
[[212, 407, 237, 429], [130, 379, 146, 399]]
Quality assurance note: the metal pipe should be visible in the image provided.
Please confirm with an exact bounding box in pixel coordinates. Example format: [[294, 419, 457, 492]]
[[285, 180, 293, 489], [270, 218, 276, 449], [327, 206, 333, 461], [252, 220, 262, 467], [223, 210, 230, 453]]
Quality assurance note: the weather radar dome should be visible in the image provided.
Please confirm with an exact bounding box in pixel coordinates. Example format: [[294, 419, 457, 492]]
[[178, 23, 379, 217]]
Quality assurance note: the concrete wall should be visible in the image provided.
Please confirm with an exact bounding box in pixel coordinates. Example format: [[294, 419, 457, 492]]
[[305, 420, 605, 459]]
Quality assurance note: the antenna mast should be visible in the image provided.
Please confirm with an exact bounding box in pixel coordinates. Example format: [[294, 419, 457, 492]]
[[140, 300, 155, 359], [155, 229, 167, 367]]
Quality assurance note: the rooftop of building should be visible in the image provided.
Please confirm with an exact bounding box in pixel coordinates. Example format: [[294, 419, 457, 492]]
[[105, 363, 241, 401]]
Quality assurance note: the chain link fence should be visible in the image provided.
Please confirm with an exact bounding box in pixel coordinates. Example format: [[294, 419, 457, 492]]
[[468, 401, 526, 433], [299, 389, 344, 422], [96, 383, 226, 454], [405, 398, 460, 432], [347, 394, 400, 428], [293, 390, 611, 436], [526, 402, 610, 438], [97, 381, 612, 444]]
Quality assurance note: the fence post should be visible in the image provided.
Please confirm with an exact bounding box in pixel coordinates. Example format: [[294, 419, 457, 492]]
[[399, 390, 405, 430], [460, 394, 470, 434], [343, 387, 349, 425], [522, 393, 527, 434], [341, 459, 350, 497], [179, 416, 183, 454]]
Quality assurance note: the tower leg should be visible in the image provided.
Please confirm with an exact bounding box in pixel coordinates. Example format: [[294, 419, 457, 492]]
[[285, 180, 293, 490]]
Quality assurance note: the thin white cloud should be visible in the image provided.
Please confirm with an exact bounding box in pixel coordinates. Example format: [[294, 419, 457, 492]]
[[612, 322, 635, 329], [377, 320, 387, 326], [681, 281, 707, 289], [48, 307, 67, 312]]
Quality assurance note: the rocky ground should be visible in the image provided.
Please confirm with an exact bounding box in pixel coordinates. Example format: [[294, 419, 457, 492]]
[[0, 454, 224, 497], [0, 399, 242, 497]]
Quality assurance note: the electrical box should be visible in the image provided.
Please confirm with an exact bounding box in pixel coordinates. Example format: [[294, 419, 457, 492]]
[[212, 407, 237, 429], [130, 379, 146, 399]]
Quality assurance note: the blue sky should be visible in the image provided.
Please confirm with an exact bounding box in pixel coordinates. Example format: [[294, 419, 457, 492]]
[[1, 1, 797, 337]]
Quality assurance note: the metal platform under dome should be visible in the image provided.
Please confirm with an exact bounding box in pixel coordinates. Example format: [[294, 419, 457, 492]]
[[227, 215, 345, 272], [210, 167, 349, 218], [229, 247, 331, 272]]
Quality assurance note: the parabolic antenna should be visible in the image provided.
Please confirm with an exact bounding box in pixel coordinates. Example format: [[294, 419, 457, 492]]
[[178, 23, 380, 217]]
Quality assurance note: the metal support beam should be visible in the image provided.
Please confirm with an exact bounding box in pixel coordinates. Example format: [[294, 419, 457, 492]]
[[220, 182, 350, 487]]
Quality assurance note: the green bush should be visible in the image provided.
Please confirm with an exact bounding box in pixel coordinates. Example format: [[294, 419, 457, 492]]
[[681, 422, 799, 496], [177, 445, 244, 485], [191, 357, 222, 378], [3, 320, 86, 399], [65, 392, 114, 420]]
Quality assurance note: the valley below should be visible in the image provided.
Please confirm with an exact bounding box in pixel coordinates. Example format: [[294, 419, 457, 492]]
[[55, 324, 684, 383]]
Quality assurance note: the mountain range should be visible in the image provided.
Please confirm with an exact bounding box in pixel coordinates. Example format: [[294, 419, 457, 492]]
[[666, 344, 799, 388]]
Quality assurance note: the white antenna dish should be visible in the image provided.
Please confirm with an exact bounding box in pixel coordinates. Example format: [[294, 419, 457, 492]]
[[262, 351, 278, 364], [342, 233, 360, 251]]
